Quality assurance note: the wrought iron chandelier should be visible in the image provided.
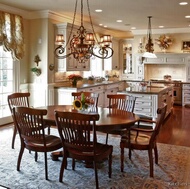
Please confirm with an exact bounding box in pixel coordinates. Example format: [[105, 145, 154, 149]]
[[54, 0, 114, 64], [143, 16, 157, 58]]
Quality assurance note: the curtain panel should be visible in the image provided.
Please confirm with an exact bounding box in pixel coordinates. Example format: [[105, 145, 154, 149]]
[[0, 11, 24, 60]]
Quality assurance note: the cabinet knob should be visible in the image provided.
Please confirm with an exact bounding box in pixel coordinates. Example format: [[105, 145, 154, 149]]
[[83, 66, 86, 68]]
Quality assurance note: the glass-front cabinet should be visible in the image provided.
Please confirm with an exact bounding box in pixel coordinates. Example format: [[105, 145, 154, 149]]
[[120, 39, 134, 79]]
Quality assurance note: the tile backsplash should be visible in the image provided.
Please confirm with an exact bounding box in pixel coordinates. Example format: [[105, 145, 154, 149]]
[[144, 64, 186, 81]]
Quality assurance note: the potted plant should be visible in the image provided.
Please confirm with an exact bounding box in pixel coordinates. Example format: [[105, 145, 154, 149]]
[[31, 67, 41, 76], [88, 76, 95, 84]]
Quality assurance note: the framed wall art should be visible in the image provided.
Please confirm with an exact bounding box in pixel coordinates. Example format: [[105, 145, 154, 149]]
[[182, 41, 190, 52]]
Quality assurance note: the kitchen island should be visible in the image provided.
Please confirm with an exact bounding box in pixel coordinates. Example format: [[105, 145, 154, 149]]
[[118, 85, 173, 123], [54, 80, 125, 108]]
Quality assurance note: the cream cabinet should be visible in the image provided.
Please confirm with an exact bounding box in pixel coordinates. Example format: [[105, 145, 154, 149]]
[[54, 88, 76, 105], [135, 55, 144, 80], [182, 84, 190, 106], [103, 38, 120, 70]]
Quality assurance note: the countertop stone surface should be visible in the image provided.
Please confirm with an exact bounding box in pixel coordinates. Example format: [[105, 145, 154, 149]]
[[54, 80, 123, 89]]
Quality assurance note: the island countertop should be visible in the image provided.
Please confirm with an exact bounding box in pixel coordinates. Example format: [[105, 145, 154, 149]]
[[118, 85, 173, 95], [54, 80, 123, 89]]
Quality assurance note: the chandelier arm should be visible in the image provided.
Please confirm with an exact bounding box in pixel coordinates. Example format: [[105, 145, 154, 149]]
[[92, 47, 114, 59]]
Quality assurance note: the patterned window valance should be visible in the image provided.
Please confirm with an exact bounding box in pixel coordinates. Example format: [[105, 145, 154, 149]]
[[0, 11, 24, 60]]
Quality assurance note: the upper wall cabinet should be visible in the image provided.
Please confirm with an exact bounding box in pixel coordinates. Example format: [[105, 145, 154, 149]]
[[55, 23, 90, 71], [103, 38, 120, 70], [120, 39, 135, 80]]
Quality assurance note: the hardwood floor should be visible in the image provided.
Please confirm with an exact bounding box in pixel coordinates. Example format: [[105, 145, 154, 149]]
[[0, 105, 190, 147], [157, 105, 190, 147]]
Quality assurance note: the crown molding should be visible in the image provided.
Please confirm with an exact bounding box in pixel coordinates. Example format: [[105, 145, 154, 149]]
[[132, 27, 190, 35]]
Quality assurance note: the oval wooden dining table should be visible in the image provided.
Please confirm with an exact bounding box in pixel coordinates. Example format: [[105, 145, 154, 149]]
[[38, 105, 139, 132], [37, 105, 140, 161]]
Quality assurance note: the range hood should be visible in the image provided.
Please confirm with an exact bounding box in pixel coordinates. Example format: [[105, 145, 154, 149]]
[[143, 53, 188, 64]]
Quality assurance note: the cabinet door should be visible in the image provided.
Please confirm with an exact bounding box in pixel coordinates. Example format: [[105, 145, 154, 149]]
[[135, 55, 144, 80], [104, 39, 119, 70], [66, 52, 90, 71]]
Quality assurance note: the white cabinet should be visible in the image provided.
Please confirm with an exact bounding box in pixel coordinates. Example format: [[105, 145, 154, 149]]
[[120, 39, 135, 80], [182, 84, 190, 106], [133, 94, 157, 119], [55, 23, 90, 71], [104, 39, 120, 70], [135, 55, 144, 80], [55, 88, 76, 105]]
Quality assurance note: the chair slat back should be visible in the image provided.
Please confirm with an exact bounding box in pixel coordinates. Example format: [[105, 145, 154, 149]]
[[12, 106, 47, 142], [72, 92, 99, 107], [8, 92, 30, 114], [107, 94, 136, 112], [55, 111, 99, 152], [150, 104, 167, 144]]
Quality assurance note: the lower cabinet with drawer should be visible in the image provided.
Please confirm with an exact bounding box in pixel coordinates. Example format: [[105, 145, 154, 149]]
[[182, 84, 190, 106], [133, 94, 158, 120]]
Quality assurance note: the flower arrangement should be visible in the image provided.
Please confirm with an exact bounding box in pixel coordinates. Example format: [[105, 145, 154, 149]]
[[73, 93, 92, 110], [155, 35, 173, 50], [68, 74, 83, 87]]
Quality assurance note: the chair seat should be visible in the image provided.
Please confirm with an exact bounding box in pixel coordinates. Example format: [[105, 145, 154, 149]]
[[121, 133, 151, 150], [68, 142, 113, 161], [25, 135, 62, 152]]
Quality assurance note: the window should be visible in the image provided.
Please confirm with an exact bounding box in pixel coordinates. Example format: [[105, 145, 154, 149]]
[[0, 46, 13, 119]]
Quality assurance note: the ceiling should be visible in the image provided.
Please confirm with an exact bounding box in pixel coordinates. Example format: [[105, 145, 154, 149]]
[[1, 0, 190, 36]]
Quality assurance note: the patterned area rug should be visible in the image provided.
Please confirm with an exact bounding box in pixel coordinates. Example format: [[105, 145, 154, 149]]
[[0, 128, 190, 189]]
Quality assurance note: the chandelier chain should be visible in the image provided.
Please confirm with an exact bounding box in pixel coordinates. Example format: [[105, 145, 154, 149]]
[[87, 0, 99, 43], [65, 0, 78, 47]]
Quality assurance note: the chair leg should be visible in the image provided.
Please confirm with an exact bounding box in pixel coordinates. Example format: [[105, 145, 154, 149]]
[[59, 154, 67, 182], [17, 145, 24, 171], [72, 158, 75, 170], [148, 149, 154, 177], [44, 152, 48, 180], [105, 133, 109, 144], [93, 161, 99, 189], [120, 145, 124, 172], [48, 126, 51, 135], [12, 125, 17, 149], [108, 152, 112, 178], [154, 145, 158, 164], [35, 151, 38, 162]]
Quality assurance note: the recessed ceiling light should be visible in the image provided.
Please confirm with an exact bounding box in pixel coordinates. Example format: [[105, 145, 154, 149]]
[[179, 2, 188, 5], [99, 24, 103, 26], [131, 27, 136, 30], [104, 25, 107, 28], [116, 20, 123, 23], [159, 26, 164, 28], [95, 9, 102, 12], [185, 15, 190, 18]]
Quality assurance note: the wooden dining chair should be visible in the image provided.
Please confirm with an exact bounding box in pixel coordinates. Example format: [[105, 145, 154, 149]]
[[12, 106, 62, 180], [120, 103, 167, 177], [55, 111, 113, 189], [72, 91, 99, 108], [105, 94, 136, 144], [8, 92, 30, 149]]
